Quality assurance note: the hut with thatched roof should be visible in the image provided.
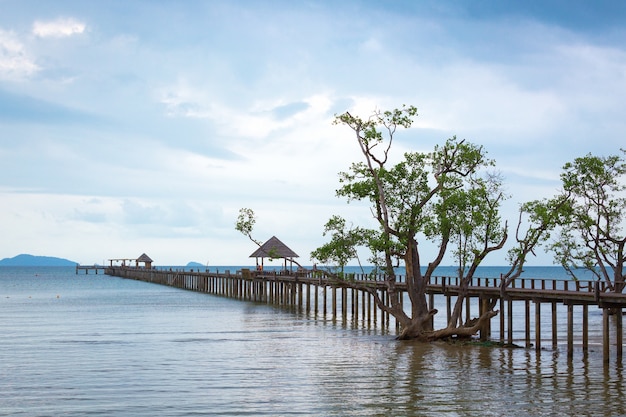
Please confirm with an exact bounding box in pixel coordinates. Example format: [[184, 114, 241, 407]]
[[249, 236, 299, 271], [136, 253, 153, 269]]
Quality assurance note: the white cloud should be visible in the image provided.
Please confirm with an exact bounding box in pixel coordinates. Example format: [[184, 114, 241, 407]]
[[0, 29, 39, 79], [1, 2, 625, 267], [32, 18, 86, 38]]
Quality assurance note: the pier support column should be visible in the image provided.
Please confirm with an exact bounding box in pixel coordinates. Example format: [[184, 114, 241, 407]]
[[603, 307, 610, 363], [552, 302, 558, 350], [306, 283, 311, 313], [525, 300, 531, 348], [567, 303, 574, 359], [341, 288, 347, 323], [534, 300, 541, 351], [617, 307, 623, 361], [499, 297, 505, 343], [373, 290, 378, 325], [582, 304, 589, 355], [479, 297, 490, 341], [361, 291, 366, 325], [507, 299, 513, 345]]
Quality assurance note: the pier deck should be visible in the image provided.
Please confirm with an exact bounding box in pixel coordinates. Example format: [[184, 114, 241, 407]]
[[75, 265, 107, 274], [104, 266, 625, 363]]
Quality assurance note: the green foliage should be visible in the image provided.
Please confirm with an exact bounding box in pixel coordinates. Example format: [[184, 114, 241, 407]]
[[504, 195, 572, 281], [438, 171, 508, 274], [310, 215, 371, 273], [550, 151, 626, 286], [318, 106, 507, 279], [235, 208, 262, 246]]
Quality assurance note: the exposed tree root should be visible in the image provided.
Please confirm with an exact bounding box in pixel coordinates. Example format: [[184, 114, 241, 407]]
[[397, 309, 499, 342]]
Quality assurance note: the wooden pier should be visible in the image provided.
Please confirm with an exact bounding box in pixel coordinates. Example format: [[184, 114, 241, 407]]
[[104, 266, 626, 363], [75, 265, 107, 274]]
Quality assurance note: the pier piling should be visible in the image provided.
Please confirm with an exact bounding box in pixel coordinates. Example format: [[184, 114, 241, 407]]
[[103, 266, 626, 363]]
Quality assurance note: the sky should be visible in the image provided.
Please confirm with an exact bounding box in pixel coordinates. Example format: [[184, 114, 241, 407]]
[[1, 0, 625, 267]]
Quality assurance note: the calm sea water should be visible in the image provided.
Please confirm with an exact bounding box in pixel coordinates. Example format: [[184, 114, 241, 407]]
[[1, 266, 625, 416]]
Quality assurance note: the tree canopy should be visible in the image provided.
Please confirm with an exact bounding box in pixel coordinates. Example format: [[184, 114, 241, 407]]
[[551, 151, 626, 290], [313, 106, 508, 340]]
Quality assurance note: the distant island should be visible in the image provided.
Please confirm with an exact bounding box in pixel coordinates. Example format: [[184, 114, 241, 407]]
[[0, 254, 77, 266], [0, 255, 209, 267]]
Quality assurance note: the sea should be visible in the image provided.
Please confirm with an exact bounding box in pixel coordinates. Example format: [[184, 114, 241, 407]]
[[1, 265, 625, 416]]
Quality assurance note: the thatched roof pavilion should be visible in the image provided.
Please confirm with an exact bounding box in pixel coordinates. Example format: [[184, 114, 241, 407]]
[[136, 253, 153, 269], [108, 253, 153, 269], [249, 236, 299, 271]]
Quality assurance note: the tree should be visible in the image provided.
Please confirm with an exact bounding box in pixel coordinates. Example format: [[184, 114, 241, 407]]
[[310, 215, 371, 275], [235, 208, 262, 246], [550, 151, 626, 292], [501, 194, 572, 289], [235, 207, 302, 267], [317, 106, 508, 340]]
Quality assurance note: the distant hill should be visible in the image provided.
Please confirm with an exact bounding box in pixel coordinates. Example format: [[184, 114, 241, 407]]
[[0, 254, 77, 266], [186, 261, 205, 267]]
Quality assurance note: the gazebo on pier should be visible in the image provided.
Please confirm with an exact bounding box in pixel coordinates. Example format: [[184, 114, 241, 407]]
[[136, 253, 153, 269], [249, 236, 299, 272], [108, 253, 153, 269]]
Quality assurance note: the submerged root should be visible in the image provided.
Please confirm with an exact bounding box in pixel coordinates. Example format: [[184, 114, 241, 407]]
[[398, 310, 499, 342]]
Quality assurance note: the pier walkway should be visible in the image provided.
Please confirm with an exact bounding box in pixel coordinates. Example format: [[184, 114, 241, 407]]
[[75, 265, 107, 274], [104, 266, 625, 363]]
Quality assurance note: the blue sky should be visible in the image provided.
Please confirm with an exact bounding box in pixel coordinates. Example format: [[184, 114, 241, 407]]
[[1, 0, 625, 266]]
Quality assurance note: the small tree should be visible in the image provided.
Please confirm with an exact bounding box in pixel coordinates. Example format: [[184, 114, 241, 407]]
[[235, 207, 302, 267], [502, 194, 573, 289], [550, 151, 626, 291], [310, 215, 371, 276], [235, 208, 262, 246], [316, 106, 508, 340]]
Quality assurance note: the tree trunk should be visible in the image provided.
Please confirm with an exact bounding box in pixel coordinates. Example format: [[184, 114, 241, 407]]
[[391, 238, 433, 340]]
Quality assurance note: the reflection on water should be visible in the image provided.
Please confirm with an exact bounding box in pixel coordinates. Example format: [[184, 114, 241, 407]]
[[1, 267, 625, 416], [379, 343, 625, 416], [311, 339, 625, 417]]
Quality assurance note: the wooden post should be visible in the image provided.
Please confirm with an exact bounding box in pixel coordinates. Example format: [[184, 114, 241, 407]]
[[617, 307, 623, 361], [367, 292, 372, 326], [373, 290, 378, 325], [507, 299, 513, 345], [480, 298, 489, 342], [552, 302, 558, 350], [341, 287, 347, 323], [385, 290, 390, 329], [603, 307, 610, 363], [534, 300, 541, 351], [525, 300, 531, 348], [361, 291, 366, 324], [567, 303, 574, 359], [499, 297, 505, 343], [582, 304, 589, 355]]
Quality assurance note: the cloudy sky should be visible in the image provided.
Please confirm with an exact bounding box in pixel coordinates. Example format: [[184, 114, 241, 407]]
[[1, 0, 625, 266]]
